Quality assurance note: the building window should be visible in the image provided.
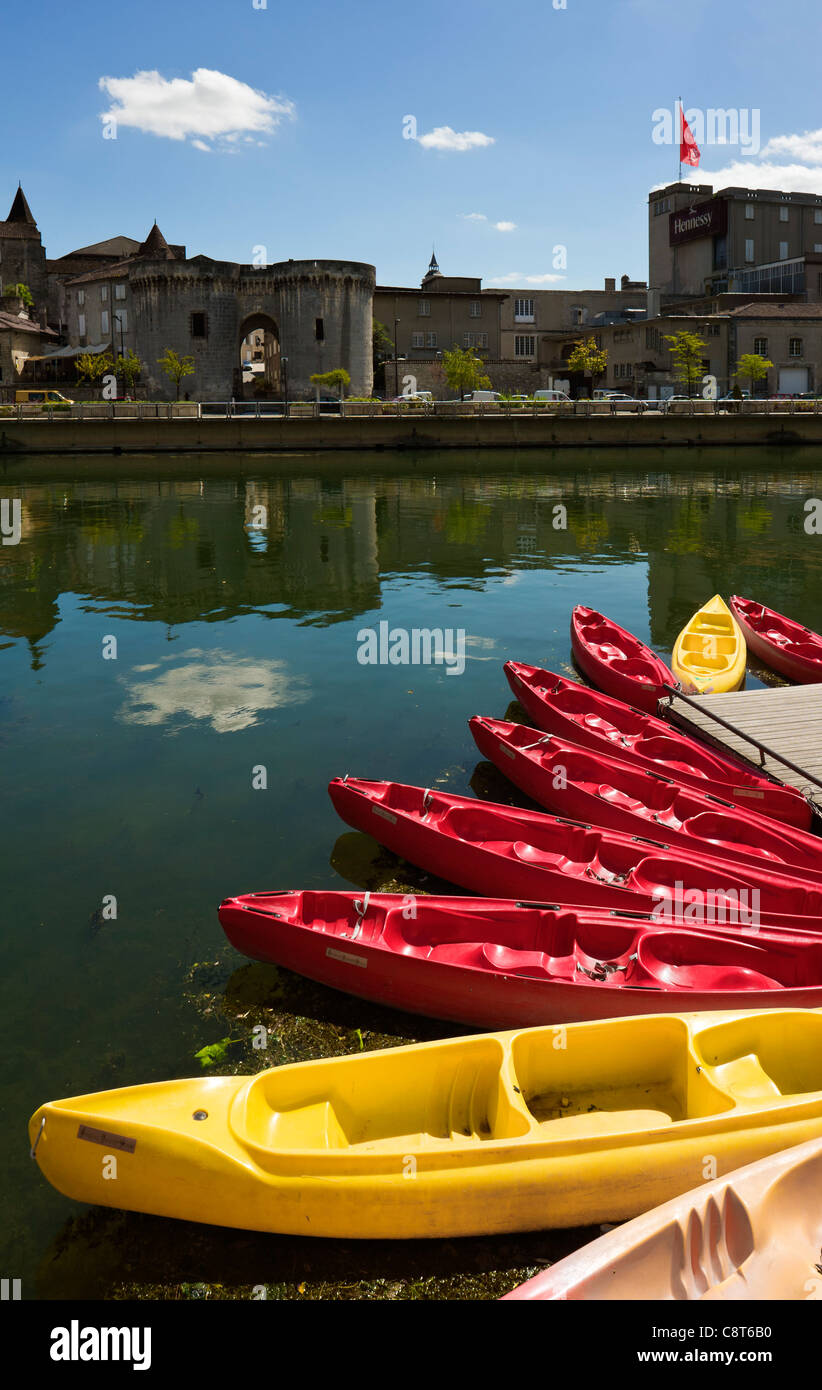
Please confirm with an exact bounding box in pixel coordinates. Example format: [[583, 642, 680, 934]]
[[115, 310, 128, 332], [779, 241, 789, 260], [745, 239, 755, 262], [816, 210, 822, 224], [190, 311, 208, 338], [469, 300, 482, 318], [418, 299, 430, 316], [315, 317, 324, 341], [114, 284, 126, 300], [77, 289, 85, 307], [745, 203, 755, 219], [779, 206, 790, 222], [411, 332, 425, 348], [101, 310, 109, 335], [790, 337, 803, 356], [514, 298, 535, 321], [426, 332, 437, 348], [78, 313, 86, 337], [101, 285, 108, 302], [462, 332, 489, 348], [514, 335, 536, 357], [753, 337, 768, 355]]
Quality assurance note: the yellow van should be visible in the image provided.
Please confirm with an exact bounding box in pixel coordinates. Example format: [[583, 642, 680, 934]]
[[15, 389, 74, 404]]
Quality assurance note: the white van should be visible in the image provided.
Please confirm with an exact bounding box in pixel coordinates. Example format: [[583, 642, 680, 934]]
[[533, 389, 571, 402], [463, 390, 501, 403]]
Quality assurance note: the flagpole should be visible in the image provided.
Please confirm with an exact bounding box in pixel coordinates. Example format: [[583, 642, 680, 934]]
[[678, 95, 682, 180]]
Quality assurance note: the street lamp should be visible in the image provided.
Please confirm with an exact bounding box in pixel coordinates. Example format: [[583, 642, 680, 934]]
[[393, 318, 400, 398], [282, 356, 289, 418], [113, 313, 126, 399]]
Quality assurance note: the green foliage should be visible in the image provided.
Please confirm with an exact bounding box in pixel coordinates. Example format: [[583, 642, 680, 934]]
[[734, 353, 773, 393], [441, 345, 491, 400], [663, 330, 707, 397], [76, 351, 114, 385], [157, 348, 195, 400], [2, 281, 34, 307], [566, 337, 608, 387], [115, 348, 143, 391], [310, 368, 351, 398], [193, 1036, 242, 1069], [372, 319, 394, 366]]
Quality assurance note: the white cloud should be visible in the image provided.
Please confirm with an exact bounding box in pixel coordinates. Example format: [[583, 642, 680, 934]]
[[118, 649, 309, 734], [461, 212, 488, 221], [494, 220, 517, 232], [98, 68, 296, 151], [418, 126, 494, 152], [487, 271, 566, 285], [659, 125, 822, 197]]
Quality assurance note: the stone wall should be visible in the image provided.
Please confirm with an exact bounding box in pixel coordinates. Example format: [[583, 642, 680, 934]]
[[383, 357, 559, 398], [131, 258, 375, 400]]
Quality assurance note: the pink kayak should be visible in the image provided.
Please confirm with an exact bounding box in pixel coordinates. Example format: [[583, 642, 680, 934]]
[[571, 605, 676, 714], [470, 716, 822, 883], [328, 777, 822, 931], [504, 660, 812, 830], [729, 595, 822, 684]]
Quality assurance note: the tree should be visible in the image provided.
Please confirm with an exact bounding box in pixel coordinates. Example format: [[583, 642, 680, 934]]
[[310, 368, 351, 400], [733, 352, 773, 397], [663, 330, 707, 398], [1, 281, 34, 307], [76, 351, 114, 386], [372, 319, 393, 368], [115, 349, 143, 395], [441, 345, 492, 400], [157, 348, 195, 400], [566, 337, 608, 395]]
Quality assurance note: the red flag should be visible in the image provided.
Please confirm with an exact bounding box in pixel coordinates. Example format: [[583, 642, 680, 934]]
[[680, 105, 701, 167]]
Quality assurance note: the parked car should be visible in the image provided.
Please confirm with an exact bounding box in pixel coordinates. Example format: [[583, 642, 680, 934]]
[[15, 389, 74, 404], [389, 391, 433, 403], [533, 389, 571, 402]]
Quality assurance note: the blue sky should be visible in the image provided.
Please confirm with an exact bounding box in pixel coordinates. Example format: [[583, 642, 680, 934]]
[[7, 0, 822, 290]]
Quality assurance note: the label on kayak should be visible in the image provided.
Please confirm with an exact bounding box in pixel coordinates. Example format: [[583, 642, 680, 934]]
[[498, 742, 516, 760], [372, 806, 398, 824], [326, 947, 368, 969], [77, 1125, 136, 1153], [732, 788, 764, 799]]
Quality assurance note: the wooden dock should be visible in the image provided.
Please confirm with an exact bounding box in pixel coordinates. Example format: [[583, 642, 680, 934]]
[[665, 683, 822, 799]]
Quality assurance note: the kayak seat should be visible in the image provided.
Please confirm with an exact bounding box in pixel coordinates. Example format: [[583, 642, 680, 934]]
[[481, 943, 553, 976], [636, 934, 784, 992], [511, 840, 564, 867], [695, 1012, 822, 1101]]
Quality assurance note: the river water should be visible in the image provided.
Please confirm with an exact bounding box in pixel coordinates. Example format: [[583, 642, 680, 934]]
[[3, 445, 821, 1299]]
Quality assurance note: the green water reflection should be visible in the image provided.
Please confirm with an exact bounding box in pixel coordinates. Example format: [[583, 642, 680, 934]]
[[3, 446, 822, 1299]]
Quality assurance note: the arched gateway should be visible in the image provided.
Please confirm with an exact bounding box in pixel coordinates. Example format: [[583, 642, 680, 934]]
[[130, 258, 375, 401]]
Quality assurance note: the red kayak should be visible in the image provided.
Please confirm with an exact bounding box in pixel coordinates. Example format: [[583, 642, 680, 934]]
[[218, 891, 822, 1028], [470, 716, 822, 883], [328, 778, 822, 931], [729, 596, 822, 684], [571, 605, 676, 714], [504, 660, 812, 830]]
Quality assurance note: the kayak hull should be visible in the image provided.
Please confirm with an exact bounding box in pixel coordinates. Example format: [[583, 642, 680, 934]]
[[503, 660, 811, 830], [329, 777, 822, 931], [672, 594, 746, 695], [730, 595, 822, 684], [219, 891, 822, 1028], [503, 1134, 822, 1300], [470, 716, 822, 884], [29, 1008, 822, 1238], [571, 604, 675, 713]]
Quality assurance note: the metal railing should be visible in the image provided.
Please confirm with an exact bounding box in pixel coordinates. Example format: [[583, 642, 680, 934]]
[[2, 397, 822, 422]]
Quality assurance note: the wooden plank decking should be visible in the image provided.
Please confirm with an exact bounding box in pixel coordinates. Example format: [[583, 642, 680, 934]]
[[664, 683, 822, 797]]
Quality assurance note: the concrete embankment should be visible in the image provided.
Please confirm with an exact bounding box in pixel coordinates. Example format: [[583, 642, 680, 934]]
[[2, 412, 822, 457]]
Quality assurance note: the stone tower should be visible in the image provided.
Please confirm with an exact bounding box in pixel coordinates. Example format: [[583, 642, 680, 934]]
[[0, 186, 48, 311]]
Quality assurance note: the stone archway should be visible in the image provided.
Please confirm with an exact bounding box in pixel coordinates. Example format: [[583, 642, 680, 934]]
[[238, 312, 281, 398]]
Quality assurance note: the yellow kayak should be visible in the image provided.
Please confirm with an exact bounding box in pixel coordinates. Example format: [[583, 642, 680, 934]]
[[29, 1008, 822, 1239], [672, 594, 746, 694]]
